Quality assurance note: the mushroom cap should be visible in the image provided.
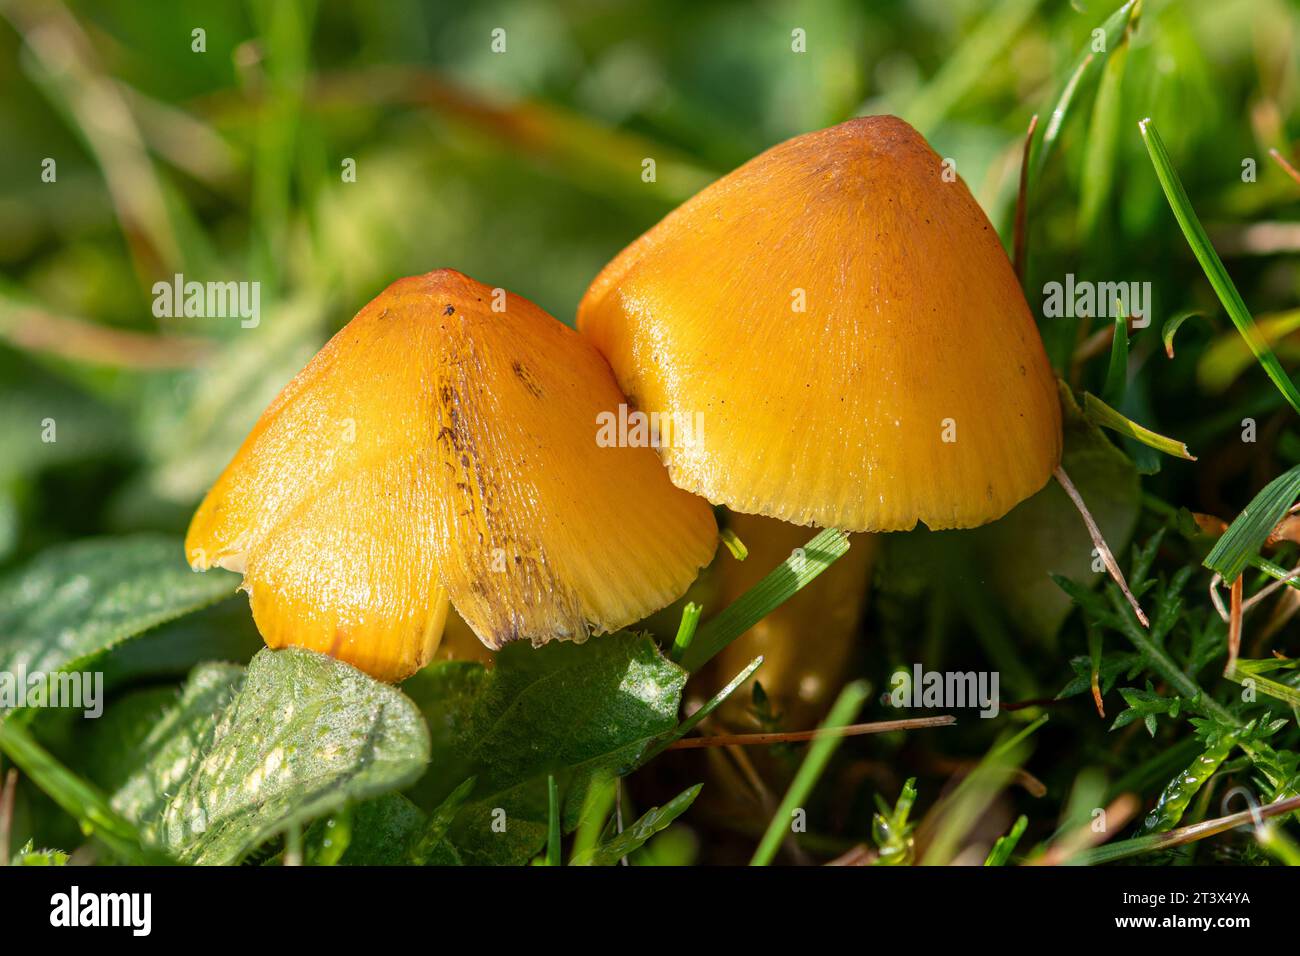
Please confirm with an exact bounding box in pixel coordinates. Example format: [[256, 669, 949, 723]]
[[186, 270, 717, 681], [578, 115, 1062, 532]]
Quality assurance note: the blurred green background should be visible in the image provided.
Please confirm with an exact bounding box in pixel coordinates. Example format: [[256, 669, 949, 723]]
[[2, 0, 1300, 864], [1, 0, 1296, 559]]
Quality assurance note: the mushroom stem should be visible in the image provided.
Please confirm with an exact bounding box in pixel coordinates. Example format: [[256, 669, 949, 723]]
[[1053, 464, 1149, 628]]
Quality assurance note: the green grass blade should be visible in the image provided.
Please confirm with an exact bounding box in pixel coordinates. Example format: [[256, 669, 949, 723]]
[[983, 814, 1028, 866], [247, 0, 315, 296], [1226, 662, 1300, 708], [637, 655, 764, 769], [1204, 463, 1300, 581], [409, 776, 476, 865], [1161, 310, 1203, 359], [569, 774, 616, 865], [571, 784, 702, 866], [668, 602, 703, 664], [1032, 0, 1140, 182], [1140, 118, 1300, 415], [922, 715, 1046, 865], [1101, 313, 1130, 404], [719, 528, 748, 561], [1082, 392, 1195, 460], [749, 680, 869, 866], [1257, 822, 1300, 866], [680, 528, 850, 672], [894, 0, 1044, 135], [1078, 41, 1130, 239], [1198, 308, 1300, 392], [1249, 555, 1300, 593], [545, 774, 561, 866], [0, 720, 160, 864]]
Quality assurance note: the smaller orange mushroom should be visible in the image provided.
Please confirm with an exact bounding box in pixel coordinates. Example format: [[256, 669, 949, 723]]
[[187, 270, 718, 681]]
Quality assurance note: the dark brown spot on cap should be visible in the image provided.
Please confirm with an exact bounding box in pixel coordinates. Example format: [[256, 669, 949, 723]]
[[511, 360, 544, 398]]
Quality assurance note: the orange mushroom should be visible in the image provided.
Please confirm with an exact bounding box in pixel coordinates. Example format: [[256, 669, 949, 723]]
[[186, 269, 717, 681], [578, 115, 1062, 533]]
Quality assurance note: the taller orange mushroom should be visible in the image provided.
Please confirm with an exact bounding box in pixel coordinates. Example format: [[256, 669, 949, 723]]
[[187, 270, 717, 681], [578, 115, 1062, 533]]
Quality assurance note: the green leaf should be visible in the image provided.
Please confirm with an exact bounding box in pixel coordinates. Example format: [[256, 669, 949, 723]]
[[569, 773, 617, 863], [1061, 554, 1241, 728], [303, 794, 431, 866], [95, 599, 264, 694], [407, 632, 686, 866], [570, 784, 702, 866], [1057, 650, 1143, 700], [1082, 392, 1195, 461], [106, 663, 244, 827], [719, 528, 748, 561], [91, 688, 239, 836], [0, 535, 238, 689], [681, 528, 851, 671], [1204, 463, 1300, 582], [1111, 683, 1183, 735], [112, 648, 430, 865], [303, 805, 354, 866], [1140, 117, 1300, 416]]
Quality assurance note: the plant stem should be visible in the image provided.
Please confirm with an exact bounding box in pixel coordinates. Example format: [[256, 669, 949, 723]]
[[1056, 464, 1149, 626], [668, 715, 955, 750], [1106, 587, 1239, 727]]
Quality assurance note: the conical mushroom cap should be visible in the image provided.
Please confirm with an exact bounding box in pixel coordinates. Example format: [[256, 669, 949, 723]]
[[187, 270, 717, 681], [578, 115, 1062, 532]]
